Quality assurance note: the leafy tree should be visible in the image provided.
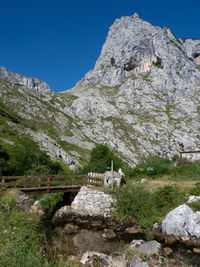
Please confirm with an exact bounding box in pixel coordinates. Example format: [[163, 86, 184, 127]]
[[0, 144, 9, 175], [86, 144, 123, 173], [0, 135, 63, 176]]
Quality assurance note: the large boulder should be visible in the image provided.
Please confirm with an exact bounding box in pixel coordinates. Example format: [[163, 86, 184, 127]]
[[162, 204, 200, 240], [71, 186, 115, 218], [129, 255, 150, 267], [138, 240, 161, 257], [54, 187, 115, 221], [29, 200, 45, 217], [80, 251, 126, 267]]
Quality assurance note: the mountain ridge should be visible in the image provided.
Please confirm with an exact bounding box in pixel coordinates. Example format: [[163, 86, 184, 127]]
[[1, 13, 200, 167]]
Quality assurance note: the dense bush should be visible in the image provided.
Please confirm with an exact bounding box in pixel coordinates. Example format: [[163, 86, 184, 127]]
[[126, 156, 200, 180], [152, 185, 186, 212], [0, 135, 63, 176], [188, 200, 200, 211], [113, 185, 158, 231], [190, 183, 200, 196], [113, 184, 186, 233], [40, 193, 63, 213], [126, 156, 172, 178], [83, 144, 123, 173]]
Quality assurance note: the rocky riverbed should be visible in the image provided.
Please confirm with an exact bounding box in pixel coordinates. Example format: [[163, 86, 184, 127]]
[[41, 186, 200, 266]]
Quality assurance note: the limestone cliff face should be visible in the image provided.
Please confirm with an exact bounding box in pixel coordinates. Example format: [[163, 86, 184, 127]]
[[0, 66, 50, 93], [1, 13, 200, 167], [68, 13, 200, 165]]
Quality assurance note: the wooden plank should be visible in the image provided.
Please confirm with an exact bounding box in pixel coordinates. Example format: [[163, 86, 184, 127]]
[[20, 185, 81, 194], [0, 180, 85, 188], [0, 175, 87, 181], [47, 176, 50, 193]]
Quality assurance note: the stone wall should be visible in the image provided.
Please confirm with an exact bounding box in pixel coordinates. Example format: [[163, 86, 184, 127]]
[[181, 152, 200, 161], [71, 186, 115, 218]]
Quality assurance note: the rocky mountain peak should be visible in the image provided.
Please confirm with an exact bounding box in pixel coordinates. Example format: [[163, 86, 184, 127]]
[[1, 14, 200, 168], [68, 14, 200, 165], [132, 12, 140, 18], [76, 14, 200, 89], [0, 66, 51, 93]]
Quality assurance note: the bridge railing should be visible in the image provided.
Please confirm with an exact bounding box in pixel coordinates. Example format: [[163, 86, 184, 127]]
[[0, 175, 104, 194]]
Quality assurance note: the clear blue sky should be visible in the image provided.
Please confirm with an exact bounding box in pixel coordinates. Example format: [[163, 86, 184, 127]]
[[1, 0, 200, 92]]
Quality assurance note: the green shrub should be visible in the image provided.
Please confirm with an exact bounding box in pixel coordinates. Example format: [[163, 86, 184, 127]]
[[126, 156, 200, 180], [0, 193, 16, 211], [0, 135, 63, 176], [152, 57, 163, 68], [113, 184, 186, 233], [113, 185, 159, 231], [127, 156, 172, 178], [85, 144, 123, 173], [188, 200, 200, 211], [171, 154, 179, 162], [40, 193, 63, 213], [190, 183, 200, 196], [110, 58, 115, 66], [152, 185, 186, 212]]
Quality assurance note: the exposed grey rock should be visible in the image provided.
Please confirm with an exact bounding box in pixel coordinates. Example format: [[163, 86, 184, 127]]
[[129, 255, 150, 267], [54, 205, 72, 220], [29, 130, 79, 167], [130, 239, 145, 249], [162, 204, 200, 240], [80, 251, 126, 267], [71, 186, 115, 218], [16, 191, 32, 211], [61, 135, 95, 150], [187, 195, 200, 203], [0, 66, 50, 93], [183, 39, 200, 65], [29, 200, 45, 217], [67, 14, 200, 166], [102, 228, 116, 239], [138, 240, 161, 256], [80, 251, 112, 267]]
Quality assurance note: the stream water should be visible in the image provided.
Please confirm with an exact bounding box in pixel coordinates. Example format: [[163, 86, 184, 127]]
[[42, 193, 200, 266], [47, 223, 200, 266], [50, 228, 122, 255]]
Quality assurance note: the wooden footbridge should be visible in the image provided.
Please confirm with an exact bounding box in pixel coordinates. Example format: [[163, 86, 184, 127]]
[[0, 175, 103, 194]]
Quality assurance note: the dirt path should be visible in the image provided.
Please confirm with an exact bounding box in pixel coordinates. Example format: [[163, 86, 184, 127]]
[[132, 179, 199, 192]]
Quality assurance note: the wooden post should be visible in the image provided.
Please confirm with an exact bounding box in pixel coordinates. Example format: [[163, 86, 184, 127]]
[[1, 176, 5, 190], [47, 176, 50, 194], [38, 177, 41, 188], [111, 160, 114, 190]]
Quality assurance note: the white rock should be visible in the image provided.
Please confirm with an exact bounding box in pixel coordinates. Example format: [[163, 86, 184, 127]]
[[130, 239, 145, 248], [162, 204, 200, 240], [129, 255, 150, 267], [71, 186, 115, 217], [187, 195, 200, 203], [138, 240, 161, 256]]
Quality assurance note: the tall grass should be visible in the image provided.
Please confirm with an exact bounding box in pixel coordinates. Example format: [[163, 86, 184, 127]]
[[113, 184, 186, 234], [0, 191, 77, 266], [126, 156, 200, 181]]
